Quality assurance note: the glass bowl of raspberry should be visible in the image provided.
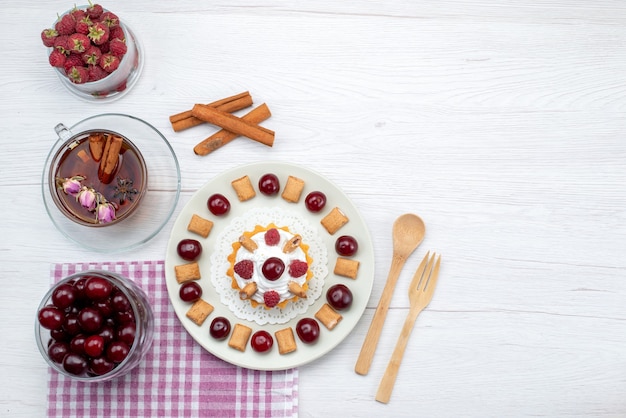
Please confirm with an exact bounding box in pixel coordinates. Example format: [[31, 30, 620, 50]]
[[41, 4, 144, 102], [35, 270, 154, 382]]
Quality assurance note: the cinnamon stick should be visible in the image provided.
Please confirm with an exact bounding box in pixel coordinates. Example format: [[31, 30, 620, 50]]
[[191, 104, 275, 147], [169, 91, 252, 132], [88, 132, 106, 161], [194, 104, 272, 156], [98, 134, 123, 184]]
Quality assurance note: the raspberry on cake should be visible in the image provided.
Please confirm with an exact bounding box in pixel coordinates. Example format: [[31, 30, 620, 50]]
[[227, 223, 313, 309]]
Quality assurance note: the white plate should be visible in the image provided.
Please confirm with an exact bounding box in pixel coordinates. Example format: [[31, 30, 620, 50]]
[[165, 162, 374, 370]]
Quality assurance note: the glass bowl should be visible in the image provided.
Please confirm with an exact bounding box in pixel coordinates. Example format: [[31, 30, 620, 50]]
[[42, 113, 181, 253], [46, 7, 144, 102], [35, 270, 154, 382]]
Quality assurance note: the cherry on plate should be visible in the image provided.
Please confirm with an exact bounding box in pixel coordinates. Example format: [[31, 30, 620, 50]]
[[179, 281, 203, 302], [251, 330, 273, 353], [209, 317, 231, 340], [296, 318, 320, 344], [335, 235, 358, 257], [326, 284, 353, 310], [177, 238, 202, 261], [258, 173, 280, 196], [304, 191, 326, 213], [207, 193, 230, 216]]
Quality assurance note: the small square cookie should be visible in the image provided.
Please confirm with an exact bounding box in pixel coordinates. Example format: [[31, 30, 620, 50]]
[[320, 207, 349, 235], [228, 323, 252, 352], [275, 328, 297, 355], [231, 175, 256, 201], [175, 262, 201, 284], [315, 303, 342, 330], [281, 175, 305, 203], [334, 257, 360, 279], [187, 214, 214, 238], [186, 299, 214, 326]]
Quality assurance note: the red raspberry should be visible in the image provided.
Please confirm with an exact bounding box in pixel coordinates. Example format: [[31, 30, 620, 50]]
[[87, 3, 104, 19], [53, 35, 70, 55], [69, 7, 86, 22], [41, 28, 58, 47], [55, 14, 76, 36], [263, 291, 280, 308], [109, 38, 127, 58], [88, 64, 108, 81], [88, 22, 109, 45], [48, 49, 67, 68], [75, 16, 92, 35], [116, 81, 127, 92], [63, 54, 84, 73], [264, 228, 280, 246], [109, 26, 125, 42], [68, 33, 91, 53], [67, 66, 89, 84], [288, 260, 308, 278], [82, 45, 102, 66], [99, 11, 119, 28], [99, 53, 120, 73], [234, 260, 254, 279]]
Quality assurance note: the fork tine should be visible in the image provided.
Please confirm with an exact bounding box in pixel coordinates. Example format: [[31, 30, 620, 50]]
[[409, 251, 430, 295], [423, 254, 441, 299]]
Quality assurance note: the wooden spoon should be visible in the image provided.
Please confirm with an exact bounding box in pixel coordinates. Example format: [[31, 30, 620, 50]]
[[354, 213, 426, 375]]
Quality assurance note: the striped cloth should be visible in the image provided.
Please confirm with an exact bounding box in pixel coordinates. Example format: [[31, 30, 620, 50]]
[[46, 261, 298, 418]]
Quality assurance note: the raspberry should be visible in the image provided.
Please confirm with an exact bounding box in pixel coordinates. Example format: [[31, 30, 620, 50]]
[[234, 260, 254, 279], [68, 33, 90, 53], [264, 228, 280, 246], [69, 7, 87, 22], [109, 26, 125, 42], [53, 35, 70, 55], [263, 291, 280, 308], [41, 28, 58, 47], [99, 53, 119, 73], [75, 16, 92, 35], [67, 66, 89, 84], [86, 3, 104, 19], [55, 14, 76, 36], [48, 49, 66, 68], [82, 45, 102, 65], [99, 11, 119, 28], [63, 54, 84, 73], [109, 38, 127, 57], [288, 260, 308, 278], [88, 64, 108, 81], [88, 22, 109, 45]]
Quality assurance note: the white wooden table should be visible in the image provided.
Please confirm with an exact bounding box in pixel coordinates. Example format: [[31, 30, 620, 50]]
[[1, 1, 625, 416]]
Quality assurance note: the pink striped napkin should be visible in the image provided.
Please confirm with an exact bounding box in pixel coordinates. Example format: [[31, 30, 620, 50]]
[[47, 261, 298, 418]]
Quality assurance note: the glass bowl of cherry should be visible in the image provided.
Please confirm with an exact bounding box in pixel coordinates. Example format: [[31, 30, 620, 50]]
[[35, 270, 154, 382]]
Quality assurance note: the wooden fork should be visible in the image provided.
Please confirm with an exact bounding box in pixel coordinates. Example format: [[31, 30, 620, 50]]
[[375, 252, 441, 404]]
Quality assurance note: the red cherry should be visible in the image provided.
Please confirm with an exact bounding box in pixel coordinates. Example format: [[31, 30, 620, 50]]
[[209, 317, 231, 340], [84, 276, 113, 300], [258, 173, 280, 196], [106, 341, 130, 363], [207, 193, 230, 216], [84, 335, 105, 357], [38, 306, 64, 330], [51, 283, 76, 309], [335, 235, 358, 256], [295, 318, 320, 344], [63, 353, 88, 375], [261, 257, 285, 281], [177, 239, 203, 261], [179, 282, 202, 302], [304, 191, 326, 212], [89, 356, 115, 375], [250, 330, 273, 353], [48, 341, 70, 363], [326, 284, 353, 310]]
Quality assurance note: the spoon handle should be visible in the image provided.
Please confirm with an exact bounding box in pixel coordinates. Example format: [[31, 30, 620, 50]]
[[354, 255, 406, 375]]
